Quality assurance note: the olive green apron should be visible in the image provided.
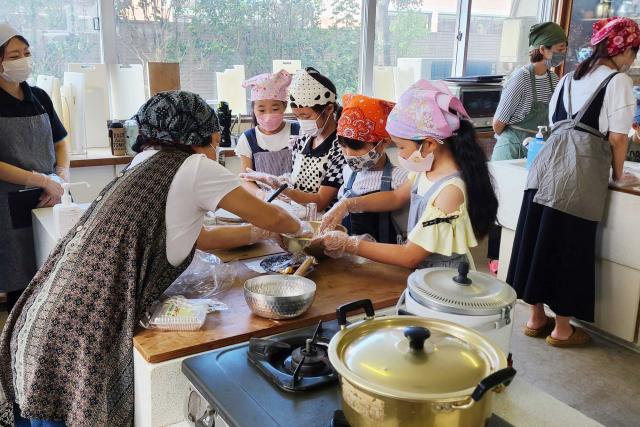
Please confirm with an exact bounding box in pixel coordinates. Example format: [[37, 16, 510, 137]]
[[492, 65, 553, 161]]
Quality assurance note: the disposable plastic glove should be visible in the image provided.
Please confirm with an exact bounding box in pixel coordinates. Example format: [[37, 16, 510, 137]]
[[239, 168, 290, 190], [26, 172, 64, 207], [610, 171, 640, 188], [284, 219, 315, 239], [55, 166, 70, 183], [318, 198, 360, 233], [311, 231, 374, 259], [249, 225, 283, 246]]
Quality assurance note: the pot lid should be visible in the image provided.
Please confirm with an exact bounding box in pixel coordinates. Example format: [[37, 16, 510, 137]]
[[329, 316, 505, 400], [407, 263, 517, 316]]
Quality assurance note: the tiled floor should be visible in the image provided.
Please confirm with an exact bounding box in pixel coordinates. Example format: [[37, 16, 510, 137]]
[[509, 302, 640, 427], [470, 239, 640, 427]]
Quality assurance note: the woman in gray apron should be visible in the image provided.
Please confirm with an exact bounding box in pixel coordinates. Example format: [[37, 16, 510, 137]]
[[315, 80, 498, 270], [488, 22, 567, 276], [241, 67, 346, 212], [0, 23, 68, 313], [507, 17, 639, 347], [492, 22, 567, 160], [236, 70, 300, 197]]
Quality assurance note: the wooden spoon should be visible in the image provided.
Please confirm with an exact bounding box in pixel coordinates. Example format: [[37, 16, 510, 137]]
[[293, 256, 316, 276]]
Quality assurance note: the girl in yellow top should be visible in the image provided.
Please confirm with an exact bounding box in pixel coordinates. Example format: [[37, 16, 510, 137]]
[[316, 80, 498, 269]]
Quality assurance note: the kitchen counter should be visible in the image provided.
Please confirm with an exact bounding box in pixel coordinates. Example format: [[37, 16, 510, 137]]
[[133, 245, 410, 427], [490, 159, 640, 348], [134, 254, 411, 363], [70, 147, 133, 168]]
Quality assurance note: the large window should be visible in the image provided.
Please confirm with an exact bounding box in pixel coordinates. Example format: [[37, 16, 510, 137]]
[[372, 0, 459, 101], [371, 0, 546, 101], [1, 0, 550, 116], [466, 0, 543, 76], [0, 0, 102, 80], [113, 0, 362, 112]]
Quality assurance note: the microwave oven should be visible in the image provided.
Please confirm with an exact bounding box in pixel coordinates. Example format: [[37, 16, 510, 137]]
[[445, 83, 503, 129]]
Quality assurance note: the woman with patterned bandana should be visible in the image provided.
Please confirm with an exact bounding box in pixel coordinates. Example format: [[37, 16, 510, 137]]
[[0, 91, 306, 427]]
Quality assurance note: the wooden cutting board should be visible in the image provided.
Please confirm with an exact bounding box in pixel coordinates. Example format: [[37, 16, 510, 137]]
[[211, 240, 285, 263], [133, 256, 410, 363], [146, 62, 181, 96]]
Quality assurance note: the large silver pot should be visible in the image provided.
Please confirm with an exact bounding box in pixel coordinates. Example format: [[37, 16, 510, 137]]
[[328, 300, 516, 427]]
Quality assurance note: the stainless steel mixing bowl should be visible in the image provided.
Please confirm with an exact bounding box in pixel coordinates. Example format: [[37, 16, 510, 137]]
[[243, 275, 317, 319]]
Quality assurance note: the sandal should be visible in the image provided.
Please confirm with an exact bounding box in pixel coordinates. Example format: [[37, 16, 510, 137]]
[[546, 326, 591, 347], [523, 316, 555, 338]]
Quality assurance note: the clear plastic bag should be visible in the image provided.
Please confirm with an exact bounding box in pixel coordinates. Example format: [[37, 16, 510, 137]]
[[140, 296, 228, 331], [164, 250, 238, 299]]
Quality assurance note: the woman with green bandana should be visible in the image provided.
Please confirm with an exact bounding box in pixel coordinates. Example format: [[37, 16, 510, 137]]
[[492, 22, 568, 161]]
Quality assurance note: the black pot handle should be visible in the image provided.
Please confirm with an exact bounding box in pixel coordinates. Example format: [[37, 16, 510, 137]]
[[336, 299, 375, 327], [471, 367, 517, 401], [453, 262, 472, 286], [404, 326, 431, 351]]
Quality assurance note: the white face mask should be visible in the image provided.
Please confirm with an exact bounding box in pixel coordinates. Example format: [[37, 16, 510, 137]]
[[1, 56, 33, 83], [298, 107, 330, 137]]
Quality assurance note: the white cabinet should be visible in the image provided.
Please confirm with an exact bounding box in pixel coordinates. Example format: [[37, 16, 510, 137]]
[[492, 159, 640, 347], [594, 260, 640, 342]]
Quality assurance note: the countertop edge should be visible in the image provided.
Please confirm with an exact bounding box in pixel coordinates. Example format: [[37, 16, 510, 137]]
[[70, 156, 133, 168], [133, 298, 400, 364]]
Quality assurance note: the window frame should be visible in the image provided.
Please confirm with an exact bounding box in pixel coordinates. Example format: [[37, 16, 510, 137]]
[[94, 0, 554, 102]]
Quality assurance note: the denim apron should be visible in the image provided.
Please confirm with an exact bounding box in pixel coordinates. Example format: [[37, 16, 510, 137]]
[[342, 157, 397, 243], [492, 65, 553, 161], [244, 122, 299, 176], [407, 172, 471, 269], [0, 106, 56, 293]]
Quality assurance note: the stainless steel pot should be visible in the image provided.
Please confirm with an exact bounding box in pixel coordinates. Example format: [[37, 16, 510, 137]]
[[402, 262, 517, 354], [328, 300, 516, 427]]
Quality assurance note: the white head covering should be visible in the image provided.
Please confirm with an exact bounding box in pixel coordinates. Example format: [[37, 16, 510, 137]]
[[0, 22, 20, 48], [289, 67, 336, 108]]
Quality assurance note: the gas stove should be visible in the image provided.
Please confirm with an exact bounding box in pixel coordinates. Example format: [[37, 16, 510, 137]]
[[247, 320, 339, 392], [182, 318, 515, 427]]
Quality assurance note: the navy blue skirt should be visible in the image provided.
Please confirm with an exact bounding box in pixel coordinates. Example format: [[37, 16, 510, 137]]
[[506, 189, 598, 322]]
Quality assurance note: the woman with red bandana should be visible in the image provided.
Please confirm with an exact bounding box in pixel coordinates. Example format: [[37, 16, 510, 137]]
[[508, 17, 639, 347]]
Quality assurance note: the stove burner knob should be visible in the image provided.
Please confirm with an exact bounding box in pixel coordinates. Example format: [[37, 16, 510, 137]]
[[305, 338, 313, 353]]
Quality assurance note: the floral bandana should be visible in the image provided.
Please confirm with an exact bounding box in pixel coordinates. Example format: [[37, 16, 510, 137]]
[[337, 94, 395, 143], [242, 69, 292, 102], [385, 79, 469, 140], [344, 142, 383, 172], [591, 17, 640, 57]]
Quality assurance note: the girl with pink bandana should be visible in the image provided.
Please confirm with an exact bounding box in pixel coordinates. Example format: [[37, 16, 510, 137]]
[[316, 80, 498, 270], [236, 70, 299, 197]]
